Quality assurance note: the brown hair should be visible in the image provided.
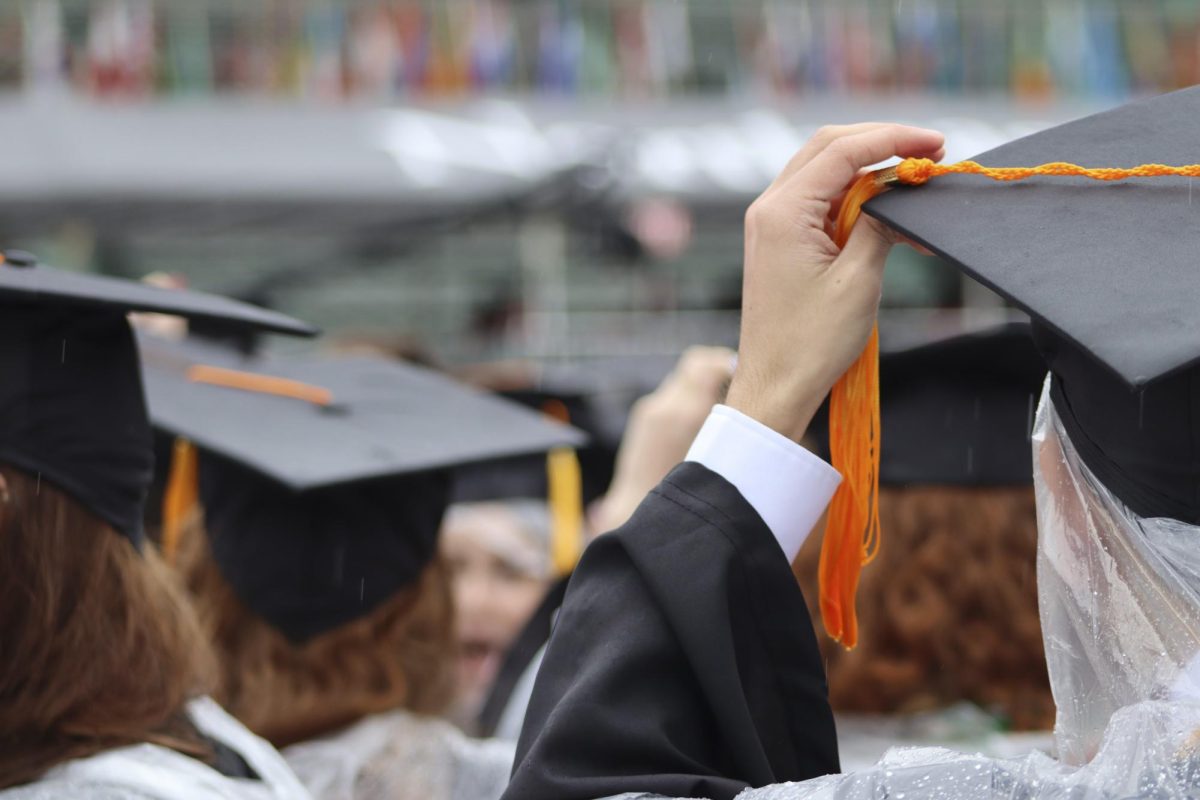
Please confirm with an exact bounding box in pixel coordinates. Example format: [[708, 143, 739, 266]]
[[795, 485, 1054, 731], [0, 466, 216, 788], [176, 516, 456, 747]]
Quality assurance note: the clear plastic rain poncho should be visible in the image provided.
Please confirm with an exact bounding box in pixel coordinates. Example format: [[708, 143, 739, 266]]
[[620, 378, 1200, 800], [0, 697, 311, 800], [283, 708, 515, 800]]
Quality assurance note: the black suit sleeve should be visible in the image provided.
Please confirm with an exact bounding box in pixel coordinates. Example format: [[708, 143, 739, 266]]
[[503, 462, 840, 800]]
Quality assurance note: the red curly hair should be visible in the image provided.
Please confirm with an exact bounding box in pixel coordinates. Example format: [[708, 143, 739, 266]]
[[795, 484, 1053, 730], [175, 516, 456, 747]]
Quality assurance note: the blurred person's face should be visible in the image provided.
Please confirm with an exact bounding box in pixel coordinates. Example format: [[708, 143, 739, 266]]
[[441, 502, 553, 717]]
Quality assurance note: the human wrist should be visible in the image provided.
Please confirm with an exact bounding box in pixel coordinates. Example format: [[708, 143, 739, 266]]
[[725, 376, 824, 444]]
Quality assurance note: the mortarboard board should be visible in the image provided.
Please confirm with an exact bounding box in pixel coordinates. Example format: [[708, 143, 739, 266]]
[[142, 340, 586, 492], [140, 339, 585, 642], [0, 254, 313, 338], [0, 253, 316, 547], [865, 85, 1200, 522]]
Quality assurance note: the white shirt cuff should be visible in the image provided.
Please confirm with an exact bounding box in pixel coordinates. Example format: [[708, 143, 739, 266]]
[[685, 404, 842, 562]]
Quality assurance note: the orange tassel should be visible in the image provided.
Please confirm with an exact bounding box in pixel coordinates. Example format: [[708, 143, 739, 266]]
[[817, 156, 1200, 649], [818, 171, 888, 649]]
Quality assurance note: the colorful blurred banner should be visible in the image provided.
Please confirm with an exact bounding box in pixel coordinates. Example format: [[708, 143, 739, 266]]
[[10, 0, 1200, 102]]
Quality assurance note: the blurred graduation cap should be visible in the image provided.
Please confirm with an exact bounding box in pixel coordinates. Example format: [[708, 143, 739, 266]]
[[450, 386, 600, 579], [866, 86, 1200, 521], [810, 324, 1044, 486], [0, 252, 316, 547], [877, 324, 1044, 486], [140, 338, 585, 642], [478, 355, 685, 505]]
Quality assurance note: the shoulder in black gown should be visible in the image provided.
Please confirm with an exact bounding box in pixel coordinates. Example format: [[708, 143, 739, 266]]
[[503, 462, 839, 800]]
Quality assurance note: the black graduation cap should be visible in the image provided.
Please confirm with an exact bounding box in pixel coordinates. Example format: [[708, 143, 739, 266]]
[[0, 254, 314, 339], [140, 338, 585, 642], [495, 386, 617, 508], [874, 324, 1045, 486], [0, 253, 316, 547], [490, 355, 685, 507], [452, 455, 551, 506], [866, 86, 1200, 520]]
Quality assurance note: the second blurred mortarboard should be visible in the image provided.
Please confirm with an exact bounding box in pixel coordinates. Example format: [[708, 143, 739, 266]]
[[141, 339, 585, 642], [451, 441, 582, 579], [0, 254, 315, 547], [451, 381, 627, 579], [876, 324, 1044, 486], [483, 355, 685, 506], [493, 387, 617, 508], [867, 86, 1200, 522], [810, 324, 1044, 486]]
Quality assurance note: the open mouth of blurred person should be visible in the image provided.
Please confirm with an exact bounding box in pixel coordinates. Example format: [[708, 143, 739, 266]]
[[441, 501, 555, 726]]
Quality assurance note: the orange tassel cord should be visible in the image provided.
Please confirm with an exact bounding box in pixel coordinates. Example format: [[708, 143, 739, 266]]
[[819, 157, 1200, 649]]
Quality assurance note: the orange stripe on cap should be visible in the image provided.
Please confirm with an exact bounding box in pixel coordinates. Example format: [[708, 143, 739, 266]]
[[187, 364, 334, 407]]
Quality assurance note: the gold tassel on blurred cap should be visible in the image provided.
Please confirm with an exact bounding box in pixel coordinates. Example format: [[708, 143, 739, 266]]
[[541, 399, 585, 577], [161, 437, 199, 565]]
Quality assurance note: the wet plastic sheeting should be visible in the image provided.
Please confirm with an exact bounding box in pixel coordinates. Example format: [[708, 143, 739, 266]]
[[1033, 380, 1200, 766], [737, 700, 1200, 798]]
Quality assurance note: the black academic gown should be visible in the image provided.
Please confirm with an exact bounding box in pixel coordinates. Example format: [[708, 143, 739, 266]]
[[503, 462, 840, 800]]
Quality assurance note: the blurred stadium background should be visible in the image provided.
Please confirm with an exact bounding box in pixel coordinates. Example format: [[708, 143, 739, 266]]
[[1, 1, 1188, 369]]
